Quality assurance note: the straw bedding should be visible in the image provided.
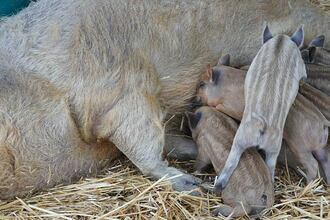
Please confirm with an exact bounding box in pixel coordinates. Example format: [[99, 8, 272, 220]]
[[0, 1, 329, 219]]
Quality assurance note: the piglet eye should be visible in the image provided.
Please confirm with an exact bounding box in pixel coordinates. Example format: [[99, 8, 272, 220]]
[[199, 81, 206, 88]]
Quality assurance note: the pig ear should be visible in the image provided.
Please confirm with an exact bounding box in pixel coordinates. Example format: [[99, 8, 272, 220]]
[[211, 70, 221, 84], [206, 64, 212, 79], [202, 64, 212, 80], [308, 47, 316, 62], [309, 35, 325, 47], [262, 25, 273, 44], [186, 112, 202, 130], [301, 49, 310, 62], [291, 26, 304, 48], [217, 54, 230, 66]]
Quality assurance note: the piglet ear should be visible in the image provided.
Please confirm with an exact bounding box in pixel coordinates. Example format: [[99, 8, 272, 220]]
[[309, 35, 325, 47], [217, 54, 230, 66], [308, 46, 316, 62], [211, 69, 220, 84], [206, 64, 212, 80], [291, 26, 304, 48], [262, 25, 273, 44], [186, 112, 202, 130], [202, 64, 212, 81]]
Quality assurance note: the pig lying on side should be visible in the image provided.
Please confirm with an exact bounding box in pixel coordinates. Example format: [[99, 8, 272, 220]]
[[197, 53, 330, 184], [0, 0, 329, 198], [215, 26, 307, 190], [187, 107, 274, 218]]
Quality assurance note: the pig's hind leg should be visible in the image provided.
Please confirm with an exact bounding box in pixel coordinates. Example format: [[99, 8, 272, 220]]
[[313, 148, 330, 184], [194, 147, 212, 173], [296, 151, 319, 183], [164, 135, 198, 161], [96, 92, 201, 192], [213, 203, 251, 218]]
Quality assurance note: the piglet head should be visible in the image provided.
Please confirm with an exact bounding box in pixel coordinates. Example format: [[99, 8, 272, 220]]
[[196, 55, 231, 107], [301, 35, 325, 63], [196, 55, 246, 120]]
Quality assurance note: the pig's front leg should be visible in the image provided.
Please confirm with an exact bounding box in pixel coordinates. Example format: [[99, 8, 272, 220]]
[[213, 203, 251, 218], [214, 138, 244, 192], [265, 150, 279, 182], [95, 92, 201, 192]]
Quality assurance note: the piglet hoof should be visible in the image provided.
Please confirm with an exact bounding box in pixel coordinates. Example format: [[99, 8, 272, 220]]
[[214, 182, 224, 194], [214, 176, 228, 194], [212, 204, 234, 217], [171, 173, 202, 195]]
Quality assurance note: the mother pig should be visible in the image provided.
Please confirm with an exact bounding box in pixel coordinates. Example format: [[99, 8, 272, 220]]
[[0, 0, 329, 199]]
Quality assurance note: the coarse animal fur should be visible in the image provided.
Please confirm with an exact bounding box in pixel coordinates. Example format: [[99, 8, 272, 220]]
[[298, 82, 330, 183], [215, 26, 307, 190], [0, 0, 329, 198], [198, 57, 330, 183], [187, 107, 273, 218], [0, 69, 121, 199]]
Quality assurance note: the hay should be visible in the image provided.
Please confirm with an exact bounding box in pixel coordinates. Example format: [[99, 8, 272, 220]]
[[0, 159, 329, 219], [0, 1, 330, 219]]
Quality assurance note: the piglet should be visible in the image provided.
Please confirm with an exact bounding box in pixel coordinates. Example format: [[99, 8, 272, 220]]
[[187, 107, 274, 218], [301, 35, 330, 66], [164, 134, 198, 161], [215, 26, 307, 190], [301, 35, 330, 95], [197, 56, 330, 183]]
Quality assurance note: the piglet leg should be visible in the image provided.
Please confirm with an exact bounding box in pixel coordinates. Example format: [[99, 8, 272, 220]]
[[214, 140, 244, 192], [298, 151, 319, 183], [313, 148, 330, 184], [194, 147, 212, 173], [265, 149, 280, 181], [213, 203, 251, 218], [164, 135, 198, 161]]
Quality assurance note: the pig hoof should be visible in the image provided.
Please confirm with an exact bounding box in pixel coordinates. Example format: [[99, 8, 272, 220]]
[[212, 205, 234, 217], [214, 177, 228, 194], [214, 182, 224, 194], [171, 174, 202, 194]]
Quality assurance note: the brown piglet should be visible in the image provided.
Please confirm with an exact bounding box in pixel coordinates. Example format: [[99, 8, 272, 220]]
[[187, 107, 274, 218]]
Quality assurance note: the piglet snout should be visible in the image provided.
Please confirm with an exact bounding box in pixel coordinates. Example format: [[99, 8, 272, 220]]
[[190, 97, 203, 109]]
